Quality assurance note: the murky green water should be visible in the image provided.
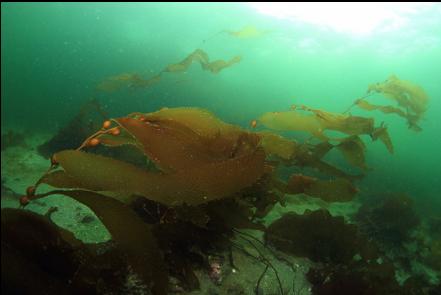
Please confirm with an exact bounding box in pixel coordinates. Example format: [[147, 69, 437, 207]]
[[2, 3, 440, 294]]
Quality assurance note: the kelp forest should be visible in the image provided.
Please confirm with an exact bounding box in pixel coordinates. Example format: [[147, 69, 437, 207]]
[[2, 7, 441, 295]]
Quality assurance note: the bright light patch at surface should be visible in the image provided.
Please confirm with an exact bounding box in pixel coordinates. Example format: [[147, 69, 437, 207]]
[[248, 2, 433, 36]]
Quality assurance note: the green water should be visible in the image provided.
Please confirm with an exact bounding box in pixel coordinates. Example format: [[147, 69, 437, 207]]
[[2, 2, 440, 208], [2, 2, 441, 294]]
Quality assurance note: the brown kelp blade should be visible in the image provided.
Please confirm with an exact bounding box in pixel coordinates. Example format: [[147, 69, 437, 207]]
[[163, 49, 239, 74], [258, 107, 375, 140], [355, 98, 421, 131], [116, 117, 213, 172], [226, 25, 269, 38], [116, 111, 260, 172], [135, 107, 260, 160], [98, 127, 138, 147], [258, 111, 328, 140], [355, 99, 407, 118], [258, 131, 299, 160], [141, 107, 239, 138], [96, 73, 138, 92], [286, 174, 358, 202], [202, 56, 242, 74], [304, 106, 375, 136], [336, 136, 367, 171], [371, 125, 394, 154], [42, 149, 265, 206], [40, 189, 168, 295], [98, 49, 240, 93], [367, 75, 428, 128]]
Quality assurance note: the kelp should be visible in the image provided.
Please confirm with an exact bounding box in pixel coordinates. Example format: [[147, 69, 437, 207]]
[[115, 117, 213, 172], [355, 98, 422, 132], [2, 208, 82, 294], [258, 131, 299, 160], [202, 56, 242, 74], [289, 142, 363, 181], [162, 49, 209, 73], [56, 190, 168, 295], [97, 49, 241, 93], [96, 73, 139, 92], [225, 25, 269, 39], [355, 98, 408, 118], [37, 108, 266, 206], [1, 208, 145, 294], [366, 75, 428, 131], [138, 107, 239, 138], [304, 105, 375, 136], [371, 124, 394, 154], [336, 135, 367, 171], [258, 111, 327, 140], [258, 106, 375, 141], [286, 174, 358, 202], [18, 190, 169, 294], [163, 49, 241, 75], [127, 107, 261, 164], [41, 148, 265, 206]]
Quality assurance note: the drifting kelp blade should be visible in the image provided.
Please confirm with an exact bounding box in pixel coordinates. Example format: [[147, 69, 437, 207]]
[[116, 117, 213, 172], [202, 56, 242, 74], [258, 131, 298, 160], [305, 178, 358, 202], [136, 107, 259, 160], [96, 73, 137, 92], [226, 25, 268, 38], [258, 111, 327, 140], [286, 174, 358, 202], [163, 49, 209, 73], [141, 107, 240, 138], [310, 141, 334, 159], [310, 108, 375, 136], [48, 190, 168, 295], [45, 149, 266, 206], [371, 126, 394, 154], [368, 75, 428, 116], [129, 74, 162, 89], [337, 136, 367, 171], [355, 99, 407, 118], [167, 148, 266, 205], [40, 170, 83, 188], [98, 128, 138, 147], [355, 98, 420, 131]]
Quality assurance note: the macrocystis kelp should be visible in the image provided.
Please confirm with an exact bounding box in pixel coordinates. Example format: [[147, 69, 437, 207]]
[[256, 104, 394, 175], [257, 105, 376, 140], [203, 25, 270, 43], [225, 25, 270, 39], [286, 174, 358, 202], [97, 49, 241, 93], [34, 107, 266, 206], [1, 207, 167, 295], [357, 75, 429, 131], [21, 107, 272, 293]]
